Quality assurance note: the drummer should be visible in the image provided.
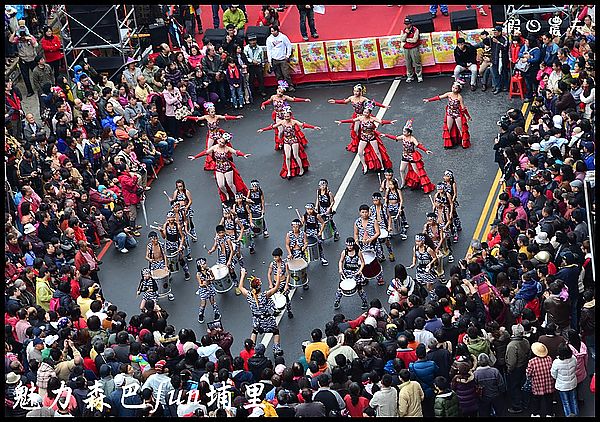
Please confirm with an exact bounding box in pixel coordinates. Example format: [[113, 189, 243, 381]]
[[353, 204, 384, 285], [300, 203, 328, 266], [195, 258, 221, 324], [335, 238, 368, 310], [144, 231, 171, 300], [380, 169, 409, 240], [159, 211, 191, 284], [137, 268, 159, 312], [247, 180, 269, 238], [315, 179, 340, 242], [164, 179, 197, 242], [370, 192, 395, 262], [267, 248, 293, 319], [172, 202, 193, 260], [423, 212, 446, 276], [407, 233, 438, 291], [237, 267, 284, 357], [220, 206, 247, 287], [285, 219, 309, 290], [207, 224, 239, 292], [233, 192, 256, 254]]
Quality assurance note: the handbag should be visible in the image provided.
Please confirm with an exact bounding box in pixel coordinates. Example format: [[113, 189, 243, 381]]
[[521, 375, 533, 393], [174, 104, 192, 120]]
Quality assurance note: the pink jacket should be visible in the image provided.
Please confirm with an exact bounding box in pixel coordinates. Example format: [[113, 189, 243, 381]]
[[569, 342, 588, 384], [163, 87, 182, 117]]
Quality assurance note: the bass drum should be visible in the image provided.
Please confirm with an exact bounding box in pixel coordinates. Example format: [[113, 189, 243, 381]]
[[339, 278, 357, 297], [152, 268, 171, 299], [362, 249, 382, 279], [211, 264, 234, 293]]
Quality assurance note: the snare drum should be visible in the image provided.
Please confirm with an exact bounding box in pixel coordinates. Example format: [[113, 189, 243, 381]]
[[252, 214, 264, 233], [321, 218, 334, 240], [271, 293, 286, 312], [306, 236, 319, 262], [339, 278, 358, 297], [379, 228, 389, 240], [152, 268, 171, 299], [166, 250, 180, 273], [211, 264, 234, 293], [362, 250, 382, 279], [287, 258, 308, 287], [391, 214, 402, 236]]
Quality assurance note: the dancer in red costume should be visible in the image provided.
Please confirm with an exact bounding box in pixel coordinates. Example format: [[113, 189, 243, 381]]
[[335, 101, 396, 174], [327, 83, 389, 152], [423, 81, 472, 149], [188, 133, 250, 203], [380, 119, 435, 193], [260, 80, 311, 150], [184, 102, 243, 171], [257, 106, 320, 179]]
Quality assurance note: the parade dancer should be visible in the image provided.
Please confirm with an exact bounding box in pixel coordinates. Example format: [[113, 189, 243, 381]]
[[300, 203, 328, 266], [335, 102, 396, 174], [184, 102, 243, 170], [195, 258, 221, 324], [441, 169, 462, 242], [334, 237, 368, 310], [315, 178, 340, 242], [260, 80, 312, 150], [257, 106, 320, 179], [137, 268, 159, 312], [285, 219, 309, 290], [407, 233, 438, 291], [432, 183, 455, 263], [247, 179, 269, 238], [160, 211, 191, 290], [219, 207, 246, 290], [238, 267, 284, 356], [188, 133, 250, 203], [370, 192, 395, 262], [233, 192, 256, 255], [380, 169, 408, 240], [354, 204, 385, 285], [380, 119, 435, 193], [207, 224, 239, 291], [164, 179, 197, 242], [423, 81, 472, 149], [145, 230, 169, 275], [423, 212, 447, 278], [327, 83, 389, 152], [267, 248, 293, 319]]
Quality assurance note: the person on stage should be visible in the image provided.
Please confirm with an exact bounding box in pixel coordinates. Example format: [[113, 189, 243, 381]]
[[195, 258, 221, 324], [370, 192, 395, 262], [247, 179, 269, 238], [441, 169, 462, 242], [159, 211, 191, 291], [335, 101, 396, 174], [188, 133, 250, 203], [164, 179, 197, 242], [380, 169, 409, 240], [380, 119, 435, 193], [257, 106, 320, 179], [422, 81, 472, 149], [407, 233, 438, 291], [238, 267, 284, 357], [315, 178, 340, 242], [260, 80, 311, 150], [267, 248, 293, 319], [184, 102, 243, 170], [300, 203, 328, 266], [353, 204, 385, 285], [137, 268, 159, 312], [327, 83, 388, 152], [233, 192, 256, 255], [334, 237, 368, 310]]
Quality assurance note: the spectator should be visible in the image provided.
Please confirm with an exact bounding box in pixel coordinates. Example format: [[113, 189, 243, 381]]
[[433, 376, 460, 417], [551, 343, 579, 416], [399, 17, 423, 83], [490, 25, 509, 94], [397, 368, 424, 416], [222, 5, 246, 36], [453, 37, 478, 90], [505, 323, 531, 414], [297, 5, 319, 42], [266, 25, 294, 91]]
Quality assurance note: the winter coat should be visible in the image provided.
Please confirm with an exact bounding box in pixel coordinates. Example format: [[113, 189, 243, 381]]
[[117, 171, 141, 206], [568, 343, 588, 384], [473, 365, 505, 398], [41, 35, 64, 63], [543, 295, 571, 330], [397, 380, 424, 417], [489, 331, 510, 367], [452, 373, 479, 415], [409, 359, 438, 398], [162, 87, 182, 117], [505, 336, 530, 372], [426, 347, 452, 380], [434, 391, 460, 417], [51, 289, 75, 312], [550, 356, 577, 391], [580, 300, 595, 337], [466, 336, 491, 359]]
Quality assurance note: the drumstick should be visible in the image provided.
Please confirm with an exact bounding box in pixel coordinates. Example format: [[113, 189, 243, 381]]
[[295, 208, 302, 221], [377, 172, 382, 186], [429, 194, 434, 206], [163, 190, 171, 201], [149, 224, 162, 231]]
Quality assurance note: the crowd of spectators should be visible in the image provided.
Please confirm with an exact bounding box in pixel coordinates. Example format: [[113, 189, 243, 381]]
[[4, 3, 596, 418]]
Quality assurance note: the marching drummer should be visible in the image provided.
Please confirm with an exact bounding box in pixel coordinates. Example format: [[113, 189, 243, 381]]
[[370, 192, 395, 262], [195, 258, 221, 324], [380, 169, 409, 240], [353, 204, 384, 285], [267, 248, 293, 319], [164, 179, 198, 242], [237, 267, 284, 357], [285, 219, 309, 290], [315, 179, 340, 242], [423, 212, 446, 277], [233, 192, 256, 255], [407, 233, 438, 291], [220, 206, 247, 274], [144, 231, 171, 300], [335, 238, 368, 310], [299, 203, 328, 266], [207, 224, 239, 290], [137, 268, 159, 312], [247, 179, 269, 238], [159, 211, 191, 283]]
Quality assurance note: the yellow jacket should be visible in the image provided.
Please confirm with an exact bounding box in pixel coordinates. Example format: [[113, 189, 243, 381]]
[[36, 277, 54, 311]]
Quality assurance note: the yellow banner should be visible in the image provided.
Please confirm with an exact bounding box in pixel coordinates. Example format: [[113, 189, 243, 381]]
[[325, 40, 352, 72], [418, 33, 436, 67], [379, 35, 405, 69], [289, 44, 302, 74], [352, 38, 380, 71], [299, 42, 329, 74], [431, 31, 457, 64]]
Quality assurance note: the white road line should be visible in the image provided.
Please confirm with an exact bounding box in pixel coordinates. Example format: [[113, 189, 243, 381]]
[[261, 78, 401, 350]]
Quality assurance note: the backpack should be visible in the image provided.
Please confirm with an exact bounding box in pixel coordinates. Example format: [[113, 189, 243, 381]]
[[49, 296, 61, 312]]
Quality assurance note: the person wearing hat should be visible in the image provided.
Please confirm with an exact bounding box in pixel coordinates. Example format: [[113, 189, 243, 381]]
[[490, 25, 509, 94], [247, 342, 272, 382], [473, 353, 506, 416], [244, 33, 267, 98], [505, 323, 531, 413], [123, 57, 141, 89], [142, 359, 174, 412], [453, 37, 478, 90], [525, 342, 555, 417], [581, 140, 595, 170], [399, 17, 423, 83]]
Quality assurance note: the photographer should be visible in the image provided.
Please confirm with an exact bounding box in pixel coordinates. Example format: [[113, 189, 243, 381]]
[[489, 26, 509, 95], [9, 20, 38, 97]]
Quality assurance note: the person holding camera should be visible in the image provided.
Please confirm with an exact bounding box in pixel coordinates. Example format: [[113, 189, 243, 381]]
[[107, 206, 138, 254], [9, 20, 38, 97], [489, 26, 509, 95]]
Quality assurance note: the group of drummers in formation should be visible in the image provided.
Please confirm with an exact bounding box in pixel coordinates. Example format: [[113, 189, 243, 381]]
[[137, 81, 471, 356]]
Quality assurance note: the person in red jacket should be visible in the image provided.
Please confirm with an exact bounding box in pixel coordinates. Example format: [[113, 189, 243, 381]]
[[396, 334, 418, 368], [40, 26, 63, 78], [116, 163, 142, 235], [74, 240, 101, 283]]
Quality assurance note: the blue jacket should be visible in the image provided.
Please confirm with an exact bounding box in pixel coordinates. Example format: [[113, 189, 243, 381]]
[[409, 359, 438, 398], [542, 42, 559, 66]]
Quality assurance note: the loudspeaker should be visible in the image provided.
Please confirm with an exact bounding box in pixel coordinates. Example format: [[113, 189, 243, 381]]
[[85, 56, 126, 73], [450, 9, 478, 31], [148, 24, 169, 52], [134, 5, 162, 26], [245, 25, 270, 46], [66, 5, 120, 47], [203, 28, 227, 47], [407, 13, 435, 34], [490, 5, 506, 26]]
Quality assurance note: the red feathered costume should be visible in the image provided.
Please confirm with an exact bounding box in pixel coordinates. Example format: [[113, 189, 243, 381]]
[[329, 99, 386, 153], [192, 148, 249, 202], [339, 118, 393, 171], [185, 115, 239, 170], [381, 133, 435, 193], [261, 96, 309, 150], [424, 95, 471, 149], [259, 123, 311, 179]]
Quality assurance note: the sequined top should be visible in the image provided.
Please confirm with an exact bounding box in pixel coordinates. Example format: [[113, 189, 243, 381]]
[[214, 150, 232, 173], [273, 97, 288, 119], [351, 100, 366, 114], [447, 97, 460, 118], [402, 137, 416, 161], [281, 124, 298, 145], [359, 119, 376, 142]]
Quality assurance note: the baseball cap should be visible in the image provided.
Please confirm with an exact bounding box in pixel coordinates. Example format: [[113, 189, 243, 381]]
[[113, 115, 124, 124], [114, 373, 126, 388], [128, 128, 138, 138], [404, 17, 413, 24], [570, 179, 583, 189], [582, 141, 594, 151], [155, 359, 167, 371], [33, 338, 44, 346], [44, 334, 59, 346], [23, 223, 36, 234], [247, 34, 257, 40], [494, 25, 503, 32], [530, 143, 541, 151]]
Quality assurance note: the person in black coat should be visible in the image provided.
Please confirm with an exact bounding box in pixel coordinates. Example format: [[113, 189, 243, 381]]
[[426, 338, 452, 379], [453, 38, 478, 90], [493, 121, 513, 171]]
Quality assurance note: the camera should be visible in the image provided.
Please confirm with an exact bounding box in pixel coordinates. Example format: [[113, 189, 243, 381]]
[[496, 114, 510, 126], [207, 320, 223, 331]]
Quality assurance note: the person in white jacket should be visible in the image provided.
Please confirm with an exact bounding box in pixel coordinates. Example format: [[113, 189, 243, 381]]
[[550, 343, 579, 416], [580, 77, 595, 120]]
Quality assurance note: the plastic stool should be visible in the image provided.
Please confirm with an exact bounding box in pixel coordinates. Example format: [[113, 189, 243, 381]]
[[509, 74, 526, 99]]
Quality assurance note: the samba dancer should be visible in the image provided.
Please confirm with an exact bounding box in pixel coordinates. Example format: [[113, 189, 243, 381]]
[[285, 219, 309, 290], [334, 237, 368, 310], [233, 192, 256, 254], [257, 106, 320, 179], [260, 80, 312, 150], [188, 133, 250, 203], [159, 211, 191, 291], [195, 258, 221, 324], [137, 268, 159, 312], [164, 179, 197, 242], [353, 204, 385, 285], [380, 119, 435, 193], [300, 203, 328, 266], [432, 183, 455, 263], [315, 178, 340, 242], [370, 192, 395, 262], [247, 179, 269, 238], [267, 248, 293, 319], [184, 102, 243, 170], [380, 169, 409, 240], [407, 233, 438, 291], [238, 267, 284, 356], [335, 102, 396, 174], [441, 169, 462, 242], [423, 81, 472, 149], [327, 83, 389, 152]]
